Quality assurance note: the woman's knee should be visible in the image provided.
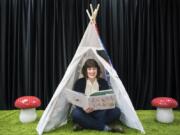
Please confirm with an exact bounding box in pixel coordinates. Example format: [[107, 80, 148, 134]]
[[71, 108, 83, 121]]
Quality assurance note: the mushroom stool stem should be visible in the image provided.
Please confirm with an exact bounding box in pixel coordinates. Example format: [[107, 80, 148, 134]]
[[156, 108, 174, 123], [19, 108, 37, 123]]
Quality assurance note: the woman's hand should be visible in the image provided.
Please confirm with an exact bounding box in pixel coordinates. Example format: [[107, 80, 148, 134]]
[[83, 107, 94, 113]]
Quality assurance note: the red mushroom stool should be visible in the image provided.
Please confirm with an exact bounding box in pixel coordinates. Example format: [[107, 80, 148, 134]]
[[15, 96, 41, 123], [151, 97, 178, 123]]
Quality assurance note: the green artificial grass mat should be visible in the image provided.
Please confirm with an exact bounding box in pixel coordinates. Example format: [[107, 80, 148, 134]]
[[0, 110, 180, 135]]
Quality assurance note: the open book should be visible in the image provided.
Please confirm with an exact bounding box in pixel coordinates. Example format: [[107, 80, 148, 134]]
[[63, 88, 116, 110]]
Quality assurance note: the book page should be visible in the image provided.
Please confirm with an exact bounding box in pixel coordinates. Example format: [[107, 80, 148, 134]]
[[88, 94, 116, 110], [63, 88, 89, 108]]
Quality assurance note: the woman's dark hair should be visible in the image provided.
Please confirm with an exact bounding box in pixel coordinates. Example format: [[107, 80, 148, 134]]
[[82, 59, 101, 78]]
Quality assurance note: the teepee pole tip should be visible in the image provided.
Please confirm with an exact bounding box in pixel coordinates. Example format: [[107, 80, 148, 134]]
[[90, 4, 94, 14]]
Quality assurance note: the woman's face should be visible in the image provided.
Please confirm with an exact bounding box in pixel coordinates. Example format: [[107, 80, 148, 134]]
[[87, 67, 97, 79]]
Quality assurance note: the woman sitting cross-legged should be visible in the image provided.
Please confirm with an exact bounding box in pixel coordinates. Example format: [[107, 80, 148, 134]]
[[71, 59, 124, 133]]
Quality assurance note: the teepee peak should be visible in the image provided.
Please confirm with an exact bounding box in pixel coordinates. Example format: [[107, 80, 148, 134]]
[[86, 4, 100, 24]]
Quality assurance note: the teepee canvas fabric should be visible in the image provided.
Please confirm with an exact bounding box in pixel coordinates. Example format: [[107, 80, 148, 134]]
[[36, 23, 145, 135]]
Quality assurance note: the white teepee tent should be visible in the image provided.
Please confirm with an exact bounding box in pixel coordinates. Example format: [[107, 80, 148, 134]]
[[37, 4, 145, 135]]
